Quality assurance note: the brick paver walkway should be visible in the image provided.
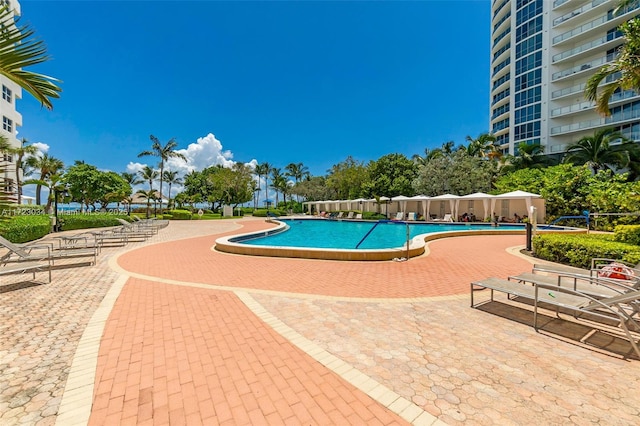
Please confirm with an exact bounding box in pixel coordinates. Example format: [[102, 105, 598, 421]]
[[2, 217, 640, 425]]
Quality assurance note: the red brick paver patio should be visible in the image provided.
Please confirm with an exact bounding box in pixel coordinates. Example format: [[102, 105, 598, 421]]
[[2, 218, 640, 425]]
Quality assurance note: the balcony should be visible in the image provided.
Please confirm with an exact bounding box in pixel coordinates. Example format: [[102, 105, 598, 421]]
[[551, 101, 593, 117], [553, 3, 640, 45], [552, 52, 615, 81], [552, 31, 623, 64], [553, 0, 571, 9], [553, 0, 607, 27], [550, 107, 640, 135]]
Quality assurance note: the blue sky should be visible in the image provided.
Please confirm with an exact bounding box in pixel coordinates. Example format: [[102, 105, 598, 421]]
[[18, 0, 490, 195]]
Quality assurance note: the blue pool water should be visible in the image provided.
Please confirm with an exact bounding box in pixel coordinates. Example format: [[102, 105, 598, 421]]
[[237, 219, 525, 250]]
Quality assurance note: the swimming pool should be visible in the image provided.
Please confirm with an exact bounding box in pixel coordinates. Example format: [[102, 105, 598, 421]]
[[237, 219, 526, 250], [214, 218, 579, 261]]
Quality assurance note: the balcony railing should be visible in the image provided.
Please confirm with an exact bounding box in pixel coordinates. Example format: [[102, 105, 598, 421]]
[[553, 0, 607, 27], [553, 3, 640, 45], [551, 101, 593, 117], [550, 107, 640, 134], [552, 52, 616, 81], [493, 0, 509, 19], [553, 0, 570, 8], [552, 31, 622, 63], [551, 82, 586, 99]]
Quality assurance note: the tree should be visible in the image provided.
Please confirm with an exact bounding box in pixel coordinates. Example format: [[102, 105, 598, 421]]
[[138, 165, 159, 192], [412, 147, 442, 166], [326, 156, 368, 199], [564, 128, 637, 173], [290, 176, 334, 203], [25, 153, 64, 205], [285, 162, 309, 202], [135, 189, 155, 218], [270, 167, 284, 206], [162, 170, 183, 210], [254, 162, 271, 207], [138, 135, 186, 212], [0, 7, 62, 110], [362, 153, 417, 198], [413, 149, 496, 196], [585, 14, 640, 115], [62, 162, 101, 211], [500, 142, 554, 173], [7, 138, 38, 204], [465, 133, 497, 158]]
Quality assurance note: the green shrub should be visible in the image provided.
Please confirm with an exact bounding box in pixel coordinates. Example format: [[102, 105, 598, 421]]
[[613, 225, 640, 246], [362, 212, 386, 220], [58, 213, 130, 231], [533, 233, 640, 269], [0, 215, 51, 243], [252, 209, 286, 217], [168, 209, 192, 220], [162, 214, 173, 220]]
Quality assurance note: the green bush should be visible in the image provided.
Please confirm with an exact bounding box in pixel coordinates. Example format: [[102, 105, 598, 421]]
[[168, 209, 192, 220], [533, 233, 640, 269], [613, 225, 640, 246], [162, 214, 173, 220], [58, 213, 130, 231], [362, 212, 386, 220], [252, 209, 286, 217], [0, 215, 51, 243]]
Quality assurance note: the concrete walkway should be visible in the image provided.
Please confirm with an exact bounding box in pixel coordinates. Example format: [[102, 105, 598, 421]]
[[1, 218, 640, 425]]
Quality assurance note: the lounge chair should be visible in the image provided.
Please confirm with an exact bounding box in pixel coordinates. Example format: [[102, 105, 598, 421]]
[[433, 214, 453, 222], [355, 213, 363, 219], [393, 212, 404, 221], [346, 211, 355, 219], [407, 212, 417, 221], [0, 235, 96, 268], [534, 259, 639, 284], [335, 212, 344, 219], [0, 260, 51, 284], [116, 219, 156, 239], [471, 277, 640, 359], [508, 272, 635, 300]]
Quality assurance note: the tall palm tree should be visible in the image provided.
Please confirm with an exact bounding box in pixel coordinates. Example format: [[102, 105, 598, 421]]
[[135, 189, 155, 219], [7, 138, 38, 204], [25, 153, 63, 205], [162, 170, 183, 210], [564, 128, 637, 173], [254, 162, 271, 208], [138, 135, 186, 212], [0, 7, 62, 110], [270, 167, 283, 206], [440, 140, 456, 156], [585, 15, 640, 115], [285, 162, 309, 202]]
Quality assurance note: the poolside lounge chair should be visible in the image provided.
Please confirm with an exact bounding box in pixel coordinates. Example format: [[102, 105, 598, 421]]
[[116, 219, 156, 239], [0, 235, 96, 268], [471, 277, 640, 359], [355, 213, 363, 219], [335, 212, 344, 219], [407, 212, 417, 221], [393, 212, 404, 221], [433, 214, 453, 222], [346, 211, 355, 219]]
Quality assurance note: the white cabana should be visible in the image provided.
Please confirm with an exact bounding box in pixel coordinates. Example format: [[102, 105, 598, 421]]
[[390, 195, 414, 217], [429, 194, 461, 220], [410, 195, 430, 220], [460, 192, 494, 221], [492, 190, 544, 222]]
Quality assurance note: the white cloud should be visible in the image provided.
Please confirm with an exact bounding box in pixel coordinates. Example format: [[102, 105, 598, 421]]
[[31, 142, 50, 156], [127, 133, 259, 198]]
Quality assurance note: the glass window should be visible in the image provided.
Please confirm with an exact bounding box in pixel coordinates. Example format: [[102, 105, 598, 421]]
[[515, 34, 542, 59], [514, 121, 540, 140], [515, 69, 541, 91], [516, 16, 542, 43], [515, 51, 542, 75], [514, 86, 541, 108], [2, 116, 12, 133], [515, 104, 541, 124], [516, 0, 543, 26], [2, 85, 11, 103]]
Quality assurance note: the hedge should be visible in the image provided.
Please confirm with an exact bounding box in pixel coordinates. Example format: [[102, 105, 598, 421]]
[[0, 215, 51, 243], [613, 225, 640, 246], [168, 209, 192, 220], [252, 209, 286, 217], [532, 233, 640, 269], [58, 214, 131, 231]]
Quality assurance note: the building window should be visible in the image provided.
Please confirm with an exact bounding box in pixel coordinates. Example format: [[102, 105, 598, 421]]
[[515, 34, 542, 59], [515, 51, 542, 75], [3, 116, 12, 133], [514, 121, 540, 140], [515, 16, 542, 43], [515, 69, 541, 91], [3, 178, 14, 193], [2, 153, 11, 162], [2, 85, 11, 103], [515, 104, 541, 124]]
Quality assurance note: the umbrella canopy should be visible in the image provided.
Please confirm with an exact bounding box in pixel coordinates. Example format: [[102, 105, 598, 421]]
[[460, 192, 495, 220], [430, 194, 461, 220]]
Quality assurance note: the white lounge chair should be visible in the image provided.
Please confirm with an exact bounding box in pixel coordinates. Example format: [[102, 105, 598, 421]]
[[393, 212, 404, 220], [433, 214, 453, 222], [407, 212, 417, 221]]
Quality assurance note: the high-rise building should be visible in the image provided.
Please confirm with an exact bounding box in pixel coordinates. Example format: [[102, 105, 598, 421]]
[[0, 0, 23, 201], [490, 0, 640, 157]]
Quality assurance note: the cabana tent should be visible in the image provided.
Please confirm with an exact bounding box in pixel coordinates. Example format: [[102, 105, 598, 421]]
[[492, 190, 545, 222], [410, 195, 430, 220], [429, 194, 461, 220], [460, 192, 494, 221]]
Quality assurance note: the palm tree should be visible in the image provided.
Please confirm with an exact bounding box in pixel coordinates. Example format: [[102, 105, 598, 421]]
[[25, 153, 63, 205], [162, 170, 183, 210], [138, 165, 158, 192], [465, 133, 497, 158], [270, 167, 283, 206], [8, 138, 38, 204], [255, 162, 271, 207], [135, 189, 155, 219], [412, 147, 442, 166], [0, 7, 62, 110], [564, 128, 637, 173], [440, 140, 456, 156], [585, 16, 640, 115], [138, 135, 186, 212], [285, 162, 309, 202]]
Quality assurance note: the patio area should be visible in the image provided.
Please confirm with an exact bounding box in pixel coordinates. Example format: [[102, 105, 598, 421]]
[[1, 218, 639, 425]]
